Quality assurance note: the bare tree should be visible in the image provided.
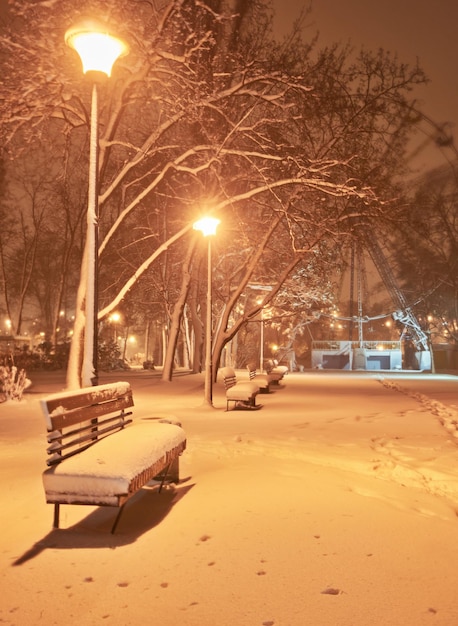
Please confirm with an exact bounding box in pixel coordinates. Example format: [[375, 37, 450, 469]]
[[0, 0, 427, 386], [389, 168, 458, 343]]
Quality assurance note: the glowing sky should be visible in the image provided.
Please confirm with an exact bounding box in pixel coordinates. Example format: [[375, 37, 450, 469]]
[[274, 0, 458, 169]]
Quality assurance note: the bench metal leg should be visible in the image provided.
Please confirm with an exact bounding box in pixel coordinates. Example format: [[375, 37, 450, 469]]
[[111, 504, 126, 534], [53, 503, 60, 529], [157, 457, 180, 492], [110, 458, 180, 533], [158, 466, 169, 492], [165, 456, 180, 484]]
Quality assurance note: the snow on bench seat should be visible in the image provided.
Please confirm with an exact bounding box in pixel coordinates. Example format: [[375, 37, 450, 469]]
[[43, 421, 186, 505]]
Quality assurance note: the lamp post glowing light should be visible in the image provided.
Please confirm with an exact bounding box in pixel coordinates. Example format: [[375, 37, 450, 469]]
[[65, 19, 128, 387], [193, 217, 220, 406], [109, 312, 121, 343], [65, 21, 129, 77]]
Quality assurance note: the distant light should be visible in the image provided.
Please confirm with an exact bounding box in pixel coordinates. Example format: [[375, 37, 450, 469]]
[[193, 216, 220, 237], [65, 20, 129, 77]]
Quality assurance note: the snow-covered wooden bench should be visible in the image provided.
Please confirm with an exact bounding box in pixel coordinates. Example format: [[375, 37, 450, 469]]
[[220, 367, 260, 411], [40, 381, 186, 533], [265, 359, 288, 384], [246, 362, 274, 393]]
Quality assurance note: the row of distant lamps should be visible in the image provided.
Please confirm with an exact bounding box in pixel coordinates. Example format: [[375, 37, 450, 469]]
[[64, 20, 219, 403]]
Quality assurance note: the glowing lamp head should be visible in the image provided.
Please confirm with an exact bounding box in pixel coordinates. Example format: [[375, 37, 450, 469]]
[[193, 217, 220, 237], [65, 20, 129, 77]]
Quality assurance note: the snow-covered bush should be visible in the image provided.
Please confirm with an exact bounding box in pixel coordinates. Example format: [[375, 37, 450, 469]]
[[0, 365, 31, 402]]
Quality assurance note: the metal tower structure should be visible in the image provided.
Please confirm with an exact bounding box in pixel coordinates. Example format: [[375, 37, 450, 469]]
[[361, 232, 430, 351]]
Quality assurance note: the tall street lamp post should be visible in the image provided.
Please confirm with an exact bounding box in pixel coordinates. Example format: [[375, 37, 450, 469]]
[[65, 20, 129, 386], [193, 217, 220, 406], [248, 284, 272, 372], [256, 298, 265, 372]]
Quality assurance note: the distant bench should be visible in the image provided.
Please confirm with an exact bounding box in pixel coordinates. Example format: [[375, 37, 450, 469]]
[[246, 362, 274, 393], [265, 359, 288, 384], [220, 367, 260, 411], [40, 381, 186, 533]]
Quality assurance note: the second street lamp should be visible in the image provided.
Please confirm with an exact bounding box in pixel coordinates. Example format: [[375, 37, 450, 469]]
[[193, 217, 220, 406], [256, 298, 265, 372], [65, 19, 129, 386]]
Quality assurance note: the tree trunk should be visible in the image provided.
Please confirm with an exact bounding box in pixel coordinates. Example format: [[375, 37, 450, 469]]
[[161, 239, 197, 382], [66, 241, 88, 390]]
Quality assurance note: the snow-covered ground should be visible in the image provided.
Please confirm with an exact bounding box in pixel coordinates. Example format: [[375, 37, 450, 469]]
[[1, 368, 458, 626]]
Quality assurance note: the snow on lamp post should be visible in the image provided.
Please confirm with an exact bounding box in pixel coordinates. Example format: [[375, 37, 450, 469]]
[[65, 19, 129, 386], [193, 216, 220, 406]]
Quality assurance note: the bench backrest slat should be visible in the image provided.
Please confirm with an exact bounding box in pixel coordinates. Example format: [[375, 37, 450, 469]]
[[47, 414, 132, 453], [40, 382, 134, 466], [41, 383, 133, 431], [224, 376, 237, 390], [247, 363, 257, 381], [220, 367, 237, 390], [46, 417, 133, 466], [45, 396, 133, 431]]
